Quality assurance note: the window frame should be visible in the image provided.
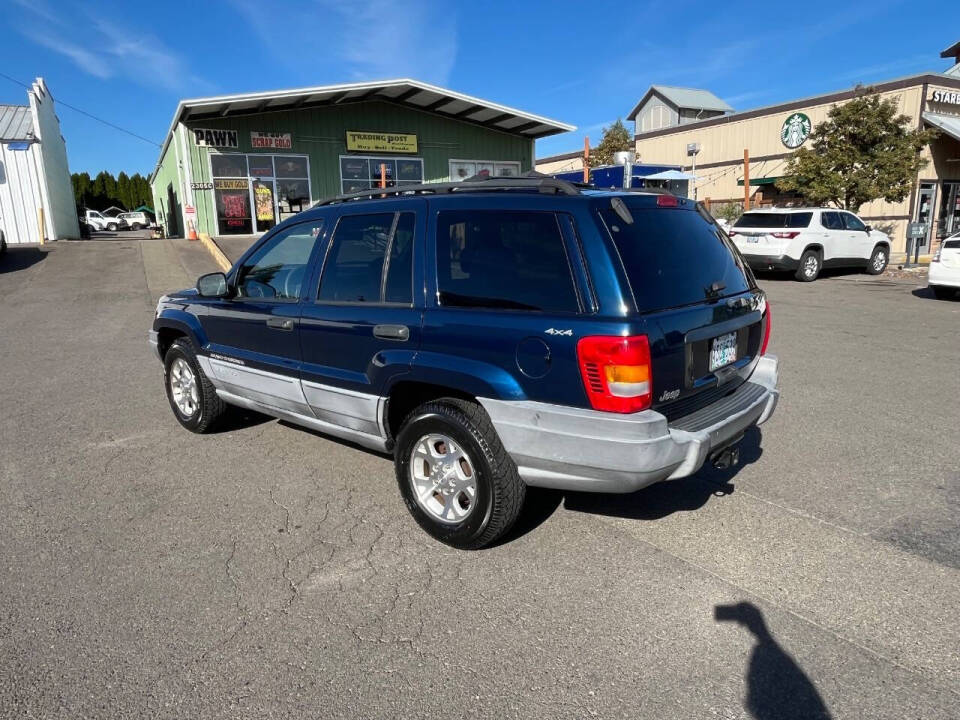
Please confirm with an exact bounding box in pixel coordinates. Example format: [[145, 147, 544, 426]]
[[448, 158, 522, 182], [338, 155, 424, 195], [231, 218, 326, 304], [432, 208, 584, 315], [840, 212, 867, 231], [314, 210, 416, 308]]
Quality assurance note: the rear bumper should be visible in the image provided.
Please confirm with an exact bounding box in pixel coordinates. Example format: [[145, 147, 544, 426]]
[[742, 253, 799, 272], [480, 355, 779, 493], [928, 263, 960, 288]]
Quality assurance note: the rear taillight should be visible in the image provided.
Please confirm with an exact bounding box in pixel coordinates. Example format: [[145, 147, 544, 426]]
[[577, 335, 653, 413], [932, 247, 942, 263], [728, 230, 738, 237], [771, 231, 800, 239], [761, 302, 772, 355]]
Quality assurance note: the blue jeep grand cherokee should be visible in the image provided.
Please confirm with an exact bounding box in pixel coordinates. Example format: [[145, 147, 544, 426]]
[[150, 177, 778, 548]]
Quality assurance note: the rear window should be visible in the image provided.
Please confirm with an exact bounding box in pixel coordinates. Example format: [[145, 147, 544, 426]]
[[599, 204, 752, 313], [734, 212, 812, 228], [435, 210, 578, 313]]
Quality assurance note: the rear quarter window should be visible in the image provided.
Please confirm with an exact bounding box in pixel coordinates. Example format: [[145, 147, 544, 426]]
[[599, 203, 752, 313], [942, 239, 960, 249], [734, 212, 811, 228]]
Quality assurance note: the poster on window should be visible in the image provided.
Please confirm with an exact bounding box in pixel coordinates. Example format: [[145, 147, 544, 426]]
[[214, 178, 251, 234], [253, 181, 276, 223]]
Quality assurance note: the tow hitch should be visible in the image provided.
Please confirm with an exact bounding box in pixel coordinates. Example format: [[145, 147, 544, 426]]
[[709, 435, 743, 470]]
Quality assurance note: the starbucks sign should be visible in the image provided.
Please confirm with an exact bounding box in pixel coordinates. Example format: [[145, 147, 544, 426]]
[[781, 112, 812, 148]]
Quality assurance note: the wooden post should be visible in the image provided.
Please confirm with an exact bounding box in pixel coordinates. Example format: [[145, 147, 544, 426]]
[[704, 197, 711, 211], [37, 207, 45, 245], [743, 149, 750, 211], [583, 137, 590, 184], [380, 163, 387, 189]]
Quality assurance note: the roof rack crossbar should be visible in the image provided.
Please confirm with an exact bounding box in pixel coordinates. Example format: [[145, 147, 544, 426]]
[[315, 176, 583, 206]]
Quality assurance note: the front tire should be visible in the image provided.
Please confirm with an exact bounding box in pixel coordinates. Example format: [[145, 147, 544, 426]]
[[866, 245, 888, 275], [107, 223, 118, 232], [394, 398, 525, 549], [164, 337, 226, 433], [795, 249, 821, 282]]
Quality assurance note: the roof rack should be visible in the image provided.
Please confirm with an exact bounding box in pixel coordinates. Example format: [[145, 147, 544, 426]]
[[315, 175, 585, 206]]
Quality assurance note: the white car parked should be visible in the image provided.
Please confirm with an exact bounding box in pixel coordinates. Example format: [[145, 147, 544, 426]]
[[117, 211, 153, 230], [82, 209, 121, 232], [728, 208, 890, 281], [928, 234, 960, 299]]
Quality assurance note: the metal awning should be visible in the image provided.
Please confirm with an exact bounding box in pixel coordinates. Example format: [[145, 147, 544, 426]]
[[737, 177, 781, 186], [643, 170, 695, 181], [923, 111, 960, 142], [153, 78, 575, 183]]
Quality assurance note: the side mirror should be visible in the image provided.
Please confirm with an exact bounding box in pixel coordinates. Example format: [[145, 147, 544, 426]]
[[197, 272, 231, 298], [864, 225, 872, 233]]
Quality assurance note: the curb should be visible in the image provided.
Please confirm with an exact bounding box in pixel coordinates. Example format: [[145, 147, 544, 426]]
[[198, 232, 232, 272]]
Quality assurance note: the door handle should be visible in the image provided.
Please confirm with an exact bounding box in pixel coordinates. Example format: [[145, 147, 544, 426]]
[[373, 324, 409, 341], [266, 317, 295, 331]]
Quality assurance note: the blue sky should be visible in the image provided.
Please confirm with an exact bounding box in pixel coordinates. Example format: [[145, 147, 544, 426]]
[[1, 0, 958, 177]]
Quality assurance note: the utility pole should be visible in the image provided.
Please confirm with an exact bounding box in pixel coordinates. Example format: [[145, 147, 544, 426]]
[[687, 143, 700, 200], [743, 149, 751, 211], [583, 137, 590, 184]]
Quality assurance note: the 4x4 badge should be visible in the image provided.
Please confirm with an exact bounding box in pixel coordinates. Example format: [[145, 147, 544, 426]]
[[544, 328, 573, 336]]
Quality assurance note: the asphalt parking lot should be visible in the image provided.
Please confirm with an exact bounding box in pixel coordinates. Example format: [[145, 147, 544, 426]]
[[1, 240, 958, 718]]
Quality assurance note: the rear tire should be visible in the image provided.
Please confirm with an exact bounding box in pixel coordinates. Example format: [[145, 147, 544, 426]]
[[795, 249, 821, 282], [866, 245, 888, 275], [107, 223, 118, 232], [131, 223, 142, 231], [394, 398, 525, 549], [163, 337, 227, 433]]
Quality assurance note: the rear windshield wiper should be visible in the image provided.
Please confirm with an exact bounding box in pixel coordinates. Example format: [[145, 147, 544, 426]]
[[704, 281, 726, 299]]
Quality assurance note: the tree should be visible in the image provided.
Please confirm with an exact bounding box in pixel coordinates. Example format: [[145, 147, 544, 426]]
[[591, 118, 633, 167], [72, 172, 92, 209], [776, 88, 938, 211], [116, 171, 131, 211]]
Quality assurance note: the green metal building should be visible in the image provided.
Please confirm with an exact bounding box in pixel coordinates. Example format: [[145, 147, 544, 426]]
[[150, 79, 574, 238]]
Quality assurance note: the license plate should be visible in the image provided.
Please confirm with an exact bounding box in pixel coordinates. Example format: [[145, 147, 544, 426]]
[[709, 332, 737, 371], [746, 236, 760, 243]]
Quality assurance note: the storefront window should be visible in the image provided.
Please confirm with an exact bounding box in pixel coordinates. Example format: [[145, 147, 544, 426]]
[[214, 178, 252, 235], [209, 153, 311, 234], [211, 154, 247, 178], [248, 155, 274, 177], [449, 160, 520, 181], [938, 182, 960, 238], [339, 156, 423, 194]]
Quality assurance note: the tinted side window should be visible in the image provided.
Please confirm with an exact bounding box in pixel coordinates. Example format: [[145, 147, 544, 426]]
[[787, 212, 812, 228], [943, 239, 960, 249], [318, 212, 415, 304], [236, 220, 323, 299], [841, 213, 866, 231], [821, 212, 843, 230], [436, 210, 578, 312]]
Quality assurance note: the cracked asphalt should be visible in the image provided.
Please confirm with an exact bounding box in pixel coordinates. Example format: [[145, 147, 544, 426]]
[[1, 240, 958, 719]]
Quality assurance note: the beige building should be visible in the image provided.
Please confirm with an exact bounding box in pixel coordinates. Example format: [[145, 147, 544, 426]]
[[538, 42, 960, 256]]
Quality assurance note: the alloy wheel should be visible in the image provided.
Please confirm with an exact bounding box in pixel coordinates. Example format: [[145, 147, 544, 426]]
[[409, 433, 478, 524], [169, 357, 199, 417]]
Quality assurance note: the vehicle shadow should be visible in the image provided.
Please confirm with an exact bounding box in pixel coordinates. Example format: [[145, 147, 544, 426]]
[[715, 601, 832, 719], [912, 286, 958, 301], [0, 246, 47, 273], [207, 407, 273, 434], [562, 426, 762, 522]]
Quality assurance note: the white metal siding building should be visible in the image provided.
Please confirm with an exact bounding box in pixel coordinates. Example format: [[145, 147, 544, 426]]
[[0, 78, 79, 245]]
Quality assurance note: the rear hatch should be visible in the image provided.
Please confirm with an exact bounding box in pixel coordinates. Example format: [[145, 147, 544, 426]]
[[729, 211, 812, 255], [937, 238, 960, 270], [596, 197, 769, 421]]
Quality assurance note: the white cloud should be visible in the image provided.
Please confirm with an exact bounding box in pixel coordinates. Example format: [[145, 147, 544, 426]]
[[230, 0, 458, 86], [15, 4, 208, 93]]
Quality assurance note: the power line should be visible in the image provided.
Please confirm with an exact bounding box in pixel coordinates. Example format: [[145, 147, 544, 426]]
[[0, 71, 161, 148]]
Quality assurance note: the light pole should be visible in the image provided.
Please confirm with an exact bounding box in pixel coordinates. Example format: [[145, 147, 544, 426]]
[[687, 143, 700, 200]]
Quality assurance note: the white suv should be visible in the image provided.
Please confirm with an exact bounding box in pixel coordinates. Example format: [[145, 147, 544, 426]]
[[82, 209, 121, 232], [729, 208, 890, 281], [928, 234, 960, 300], [118, 211, 153, 230]]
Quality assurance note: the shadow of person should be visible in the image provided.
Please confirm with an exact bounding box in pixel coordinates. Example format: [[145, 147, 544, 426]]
[[715, 602, 832, 720], [563, 427, 763, 521]]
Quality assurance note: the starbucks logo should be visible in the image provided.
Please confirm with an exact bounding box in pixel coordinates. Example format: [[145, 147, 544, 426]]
[[781, 112, 811, 148]]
